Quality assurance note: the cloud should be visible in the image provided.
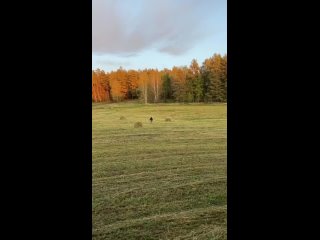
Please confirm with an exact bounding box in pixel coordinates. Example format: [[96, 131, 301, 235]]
[[95, 58, 132, 68], [92, 0, 224, 56]]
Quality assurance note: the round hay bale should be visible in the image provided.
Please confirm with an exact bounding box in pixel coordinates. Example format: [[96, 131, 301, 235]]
[[165, 117, 172, 122], [120, 116, 126, 120], [134, 122, 143, 128]]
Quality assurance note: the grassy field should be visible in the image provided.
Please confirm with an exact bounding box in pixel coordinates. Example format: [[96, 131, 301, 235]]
[[92, 103, 227, 240]]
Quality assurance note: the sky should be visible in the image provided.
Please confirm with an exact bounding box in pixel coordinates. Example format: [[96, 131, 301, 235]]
[[92, 0, 227, 72]]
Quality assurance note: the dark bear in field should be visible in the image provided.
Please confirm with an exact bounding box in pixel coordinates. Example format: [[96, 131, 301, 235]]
[[149, 117, 153, 123]]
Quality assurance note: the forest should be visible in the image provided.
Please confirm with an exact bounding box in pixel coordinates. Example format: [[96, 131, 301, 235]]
[[92, 53, 227, 103]]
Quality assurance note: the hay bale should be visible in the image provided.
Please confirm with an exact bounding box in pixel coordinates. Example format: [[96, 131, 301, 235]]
[[120, 116, 126, 120], [165, 117, 172, 122], [134, 122, 143, 128]]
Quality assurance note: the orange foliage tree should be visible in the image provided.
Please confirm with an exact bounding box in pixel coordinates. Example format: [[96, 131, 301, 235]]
[[92, 53, 227, 103]]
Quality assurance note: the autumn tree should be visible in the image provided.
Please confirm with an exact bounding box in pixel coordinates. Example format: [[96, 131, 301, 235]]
[[185, 59, 203, 102], [147, 69, 161, 103], [170, 66, 188, 102], [92, 69, 111, 102], [92, 53, 226, 103], [116, 67, 128, 99], [201, 54, 227, 102], [221, 54, 227, 101], [127, 70, 140, 99], [138, 70, 149, 104], [100, 72, 112, 101], [108, 71, 121, 102], [161, 73, 173, 102]]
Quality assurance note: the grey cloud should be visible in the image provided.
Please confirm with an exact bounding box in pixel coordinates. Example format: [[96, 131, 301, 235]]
[[93, 0, 223, 56], [96, 58, 131, 67]]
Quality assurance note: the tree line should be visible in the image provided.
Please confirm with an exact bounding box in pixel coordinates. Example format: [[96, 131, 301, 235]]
[[92, 53, 227, 103]]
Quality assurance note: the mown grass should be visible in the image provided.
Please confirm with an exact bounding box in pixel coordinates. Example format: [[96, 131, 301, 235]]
[[93, 103, 227, 239]]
